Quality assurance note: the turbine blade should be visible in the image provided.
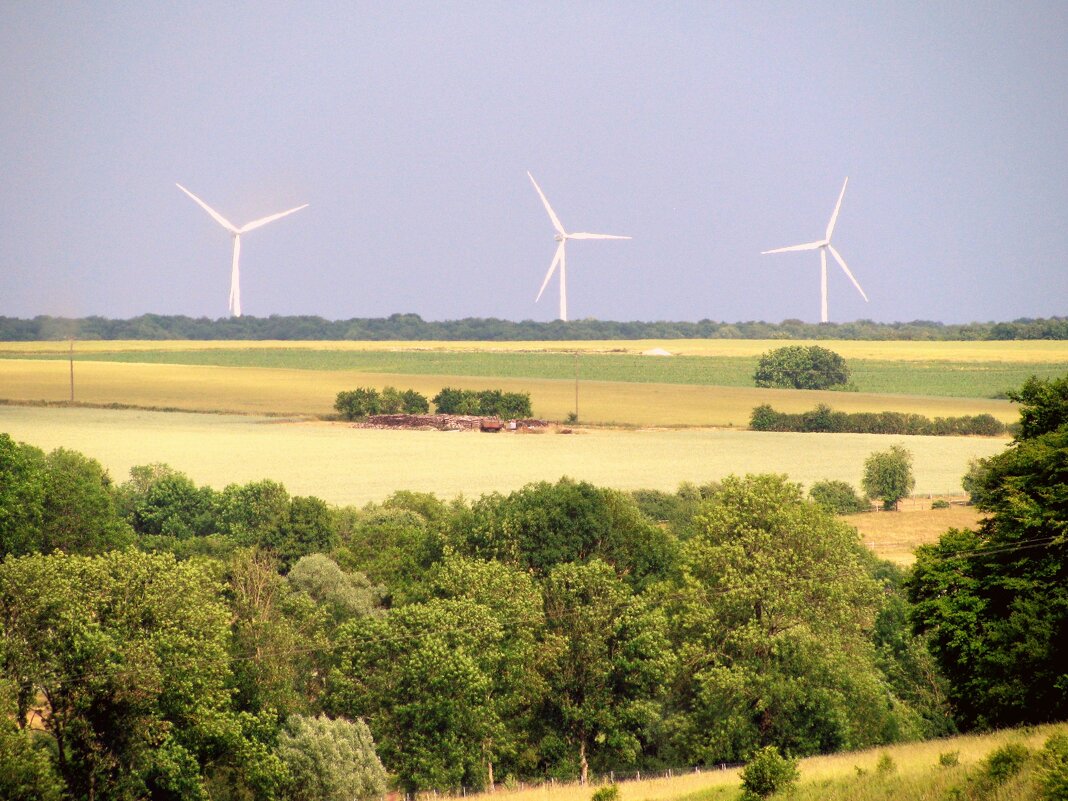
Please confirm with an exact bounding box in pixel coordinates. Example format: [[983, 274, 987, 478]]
[[568, 232, 632, 240], [536, 242, 565, 303], [176, 183, 239, 233], [527, 172, 566, 236], [828, 244, 868, 301], [761, 241, 824, 254], [239, 203, 309, 233], [825, 177, 848, 241]]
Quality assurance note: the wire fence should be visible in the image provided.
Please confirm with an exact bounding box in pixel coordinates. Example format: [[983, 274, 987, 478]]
[[401, 763, 746, 801]]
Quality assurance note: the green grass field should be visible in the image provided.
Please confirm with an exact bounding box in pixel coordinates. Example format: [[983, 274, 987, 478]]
[[0, 406, 1007, 507]]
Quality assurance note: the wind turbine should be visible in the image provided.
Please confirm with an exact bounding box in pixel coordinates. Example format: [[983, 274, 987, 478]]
[[527, 171, 631, 322], [176, 183, 308, 317], [761, 177, 868, 323]]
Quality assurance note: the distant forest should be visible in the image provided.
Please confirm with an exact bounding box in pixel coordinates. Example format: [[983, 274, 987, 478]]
[[2, 313, 1067, 341]]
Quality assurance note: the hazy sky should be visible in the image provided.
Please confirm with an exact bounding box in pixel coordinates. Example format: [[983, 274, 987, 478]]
[[2, 2, 1066, 325]]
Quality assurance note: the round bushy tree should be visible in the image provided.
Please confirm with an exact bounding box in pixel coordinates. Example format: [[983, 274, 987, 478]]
[[809, 480, 869, 514], [862, 445, 915, 510], [754, 345, 851, 390], [740, 746, 799, 800], [278, 715, 387, 801]]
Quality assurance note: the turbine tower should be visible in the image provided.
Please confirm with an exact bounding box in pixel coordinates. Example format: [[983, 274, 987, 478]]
[[761, 177, 868, 323], [176, 184, 308, 317], [527, 171, 631, 322]]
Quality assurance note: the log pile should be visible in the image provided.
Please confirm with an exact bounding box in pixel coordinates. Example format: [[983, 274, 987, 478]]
[[350, 414, 549, 432]]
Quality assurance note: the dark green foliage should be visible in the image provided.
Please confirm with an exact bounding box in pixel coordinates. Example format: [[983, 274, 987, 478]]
[[38, 448, 134, 554], [117, 463, 217, 539], [6, 312, 1068, 341], [402, 388, 430, 413], [335, 388, 382, 419], [277, 714, 387, 801], [862, 445, 915, 510], [754, 345, 851, 390], [931, 499, 951, 509], [940, 751, 960, 767], [431, 387, 533, 417], [455, 478, 679, 587], [908, 376, 1068, 729], [749, 404, 1006, 436], [739, 746, 799, 800], [1007, 374, 1068, 440], [809, 480, 869, 514]]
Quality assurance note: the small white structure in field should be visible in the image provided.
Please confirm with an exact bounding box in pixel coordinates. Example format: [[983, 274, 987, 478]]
[[642, 347, 673, 356]]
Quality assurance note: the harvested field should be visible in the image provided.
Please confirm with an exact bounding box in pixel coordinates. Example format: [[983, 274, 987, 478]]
[[845, 504, 983, 566]]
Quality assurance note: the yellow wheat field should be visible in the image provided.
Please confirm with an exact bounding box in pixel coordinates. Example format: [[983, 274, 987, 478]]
[[0, 359, 1017, 427], [0, 406, 1007, 507]]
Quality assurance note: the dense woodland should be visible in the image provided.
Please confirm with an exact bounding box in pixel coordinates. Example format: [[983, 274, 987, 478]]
[[2, 313, 1068, 342], [1, 376, 1066, 801]]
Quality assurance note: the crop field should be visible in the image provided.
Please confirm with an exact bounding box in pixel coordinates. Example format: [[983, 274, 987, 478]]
[[0, 359, 1019, 426], [846, 505, 982, 566], [4, 338, 1066, 398], [0, 406, 1007, 507]]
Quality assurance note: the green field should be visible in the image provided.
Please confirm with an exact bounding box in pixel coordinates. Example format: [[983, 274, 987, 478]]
[[6, 342, 1067, 398], [0, 406, 1007, 507]]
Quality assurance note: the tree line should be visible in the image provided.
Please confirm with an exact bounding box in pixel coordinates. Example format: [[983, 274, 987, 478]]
[[749, 403, 1007, 436], [2, 375, 1066, 800], [3, 313, 1068, 342]]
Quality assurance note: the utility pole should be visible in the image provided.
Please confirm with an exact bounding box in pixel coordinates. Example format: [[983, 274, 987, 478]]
[[573, 350, 579, 422]]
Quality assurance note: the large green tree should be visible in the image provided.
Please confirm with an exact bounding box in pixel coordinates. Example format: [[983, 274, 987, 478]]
[[539, 559, 674, 784], [908, 375, 1068, 728], [862, 445, 915, 510], [753, 345, 850, 390], [328, 598, 503, 792], [0, 434, 45, 558], [664, 474, 911, 763], [0, 550, 284, 800]]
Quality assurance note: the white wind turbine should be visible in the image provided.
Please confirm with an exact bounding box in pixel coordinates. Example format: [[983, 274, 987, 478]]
[[176, 183, 308, 317], [761, 177, 868, 323], [527, 171, 631, 322]]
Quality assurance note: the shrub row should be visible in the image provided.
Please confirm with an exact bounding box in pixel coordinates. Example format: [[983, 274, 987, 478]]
[[430, 387, 532, 418], [335, 386, 430, 420], [749, 403, 1006, 436]]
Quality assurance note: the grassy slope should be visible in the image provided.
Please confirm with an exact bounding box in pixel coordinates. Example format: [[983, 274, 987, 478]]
[[444, 723, 1066, 801]]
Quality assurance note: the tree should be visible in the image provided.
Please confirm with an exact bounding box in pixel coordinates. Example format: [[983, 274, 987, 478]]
[[1006, 374, 1068, 440], [908, 397, 1068, 728], [456, 478, 678, 588], [0, 550, 283, 800], [0, 434, 45, 558], [664, 475, 902, 764], [328, 599, 503, 792], [116, 463, 217, 540], [288, 554, 382, 621], [540, 559, 674, 784], [277, 714, 387, 801], [335, 388, 381, 420], [808, 479, 868, 514], [753, 345, 851, 390], [37, 448, 134, 554], [862, 445, 915, 510], [739, 746, 799, 800]]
